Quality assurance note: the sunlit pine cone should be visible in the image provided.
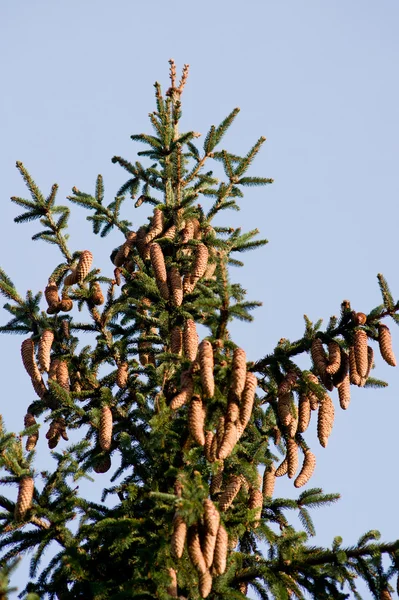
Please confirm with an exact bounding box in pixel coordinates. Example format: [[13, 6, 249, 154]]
[[210, 463, 224, 496], [380, 589, 392, 600], [24, 413, 39, 451], [226, 402, 239, 424], [45, 279, 61, 312], [46, 418, 68, 446], [180, 219, 195, 243], [213, 524, 228, 575], [218, 474, 242, 511], [298, 395, 311, 433], [332, 350, 349, 387], [21, 339, 41, 381], [116, 361, 128, 388], [230, 347, 247, 399], [166, 568, 178, 597], [48, 358, 60, 381], [248, 488, 263, 527], [171, 513, 187, 559], [262, 464, 276, 498], [75, 250, 93, 283], [135, 226, 150, 261], [58, 292, 73, 312], [187, 525, 207, 574], [183, 319, 198, 362], [287, 437, 299, 479], [275, 457, 288, 477], [64, 269, 77, 286], [91, 282, 104, 305], [278, 371, 298, 395], [150, 243, 169, 300], [144, 208, 165, 244], [238, 582, 248, 595], [61, 320, 70, 339], [317, 394, 335, 448], [277, 393, 293, 427], [198, 571, 212, 599], [353, 311, 367, 325], [338, 374, 351, 410], [360, 346, 374, 387], [182, 273, 195, 295], [349, 346, 361, 386], [113, 232, 137, 267], [305, 372, 320, 410], [311, 338, 327, 376], [189, 395, 206, 446], [239, 372, 257, 431], [354, 329, 368, 378], [168, 266, 183, 307], [170, 326, 183, 355], [138, 337, 150, 367], [32, 377, 47, 399], [170, 371, 194, 410], [216, 415, 225, 448], [203, 500, 220, 568], [217, 422, 237, 460], [99, 406, 112, 451], [163, 224, 176, 240], [199, 340, 215, 398], [14, 476, 34, 520], [114, 267, 122, 286], [191, 243, 209, 281], [378, 323, 397, 366], [38, 330, 54, 373], [57, 361, 70, 391], [286, 416, 298, 439], [294, 449, 316, 488], [326, 341, 341, 375], [94, 454, 111, 474], [205, 431, 216, 462]]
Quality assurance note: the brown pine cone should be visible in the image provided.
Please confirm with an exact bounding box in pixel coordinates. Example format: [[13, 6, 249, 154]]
[[45, 279, 60, 311], [311, 338, 327, 375], [248, 488, 263, 527], [305, 372, 320, 410], [354, 329, 368, 378], [294, 449, 316, 488], [57, 361, 70, 391], [183, 273, 195, 295], [287, 437, 298, 479], [180, 219, 195, 243], [31, 377, 47, 399], [353, 312, 367, 325], [94, 454, 111, 473], [183, 319, 198, 362], [349, 346, 361, 386], [166, 568, 178, 597], [326, 341, 341, 375], [286, 416, 298, 439], [116, 361, 128, 388], [170, 326, 183, 355], [168, 266, 183, 307], [38, 330, 54, 373], [202, 503, 219, 568], [91, 282, 104, 305], [298, 395, 311, 433], [170, 371, 194, 410], [262, 464, 276, 498], [14, 476, 34, 520], [275, 457, 288, 477], [64, 270, 77, 286], [226, 402, 239, 423], [163, 224, 176, 240], [378, 323, 396, 366], [216, 415, 225, 448], [278, 371, 298, 395], [332, 350, 349, 387], [230, 347, 247, 398], [380, 589, 392, 600], [58, 293, 73, 312], [239, 372, 257, 430], [317, 394, 335, 448], [219, 474, 242, 511], [48, 358, 60, 381], [191, 243, 209, 280], [24, 413, 39, 451], [75, 250, 93, 283], [187, 525, 207, 574], [135, 226, 151, 260], [171, 513, 187, 559], [150, 243, 169, 300], [205, 431, 216, 462], [277, 393, 293, 427], [210, 465, 224, 496], [21, 339, 41, 381], [46, 418, 68, 444], [338, 374, 351, 410], [61, 320, 70, 339], [217, 422, 237, 460], [213, 524, 228, 575], [203, 498, 220, 536], [198, 570, 212, 598], [99, 406, 112, 451], [238, 582, 248, 595], [189, 395, 206, 446], [199, 340, 214, 398], [144, 208, 164, 244], [113, 232, 137, 267]]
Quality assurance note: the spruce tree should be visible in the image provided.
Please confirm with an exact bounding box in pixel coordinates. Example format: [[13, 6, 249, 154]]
[[0, 60, 399, 599]]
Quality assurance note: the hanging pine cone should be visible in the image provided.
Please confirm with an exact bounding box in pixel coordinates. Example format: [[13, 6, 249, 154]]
[[58, 293, 73, 312], [191, 243, 209, 281], [326, 341, 341, 375], [219, 474, 242, 511], [198, 570, 212, 598], [238, 582, 248, 595], [338, 374, 351, 410], [75, 250, 93, 283], [210, 462, 224, 496], [286, 416, 298, 439], [317, 394, 335, 448], [170, 326, 183, 355], [183, 319, 198, 361], [94, 454, 111, 473], [213, 524, 228, 575], [230, 347, 247, 399], [353, 312, 367, 325], [262, 464, 276, 498], [57, 360, 70, 391], [239, 372, 257, 430], [199, 340, 215, 398], [21, 339, 41, 381], [91, 282, 104, 305], [144, 208, 164, 244], [187, 525, 207, 574], [113, 231, 137, 267], [277, 393, 293, 427], [217, 422, 237, 460], [168, 266, 183, 307], [294, 449, 316, 488], [278, 371, 298, 395], [362, 345, 374, 385], [205, 431, 216, 462], [14, 476, 34, 520], [189, 395, 206, 446], [275, 457, 288, 477], [380, 589, 392, 600], [150, 243, 169, 300], [305, 372, 320, 410], [298, 394, 311, 433], [116, 361, 128, 388], [249, 488, 263, 527], [163, 224, 176, 240], [287, 437, 299, 479], [349, 346, 361, 385], [61, 320, 70, 339], [166, 568, 178, 597], [354, 329, 368, 378], [171, 513, 187, 559], [46, 418, 68, 446], [38, 330, 54, 373], [45, 279, 60, 313], [378, 323, 396, 366], [135, 226, 151, 261], [24, 413, 39, 451], [180, 219, 195, 244], [64, 269, 77, 286], [170, 370, 194, 410], [99, 406, 112, 451], [183, 273, 195, 295], [203, 498, 220, 536], [311, 338, 327, 375], [202, 505, 219, 567], [332, 350, 349, 387]]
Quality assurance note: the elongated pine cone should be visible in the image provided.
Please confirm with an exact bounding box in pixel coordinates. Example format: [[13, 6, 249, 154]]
[[217, 422, 237, 460], [24, 413, 39, 451], [326, 341, 341, 375], [349, 346, 361, 385], [277, 393, 293, 427], [166, 568, 178, 597], [275, 457, 288, 477], [113, 231, 136, 267], [99, 406, 112, 451], [171, 513, 187, 559], [239, 372, 257, 430], [213, 524, 228, 575], [203, 498, 220, 536], [317, 394, 335, 448], [210, 463, 224, 496], [64, 269, 77, 286], [354, 329, 368, 378], [57, 360, 70, 391], [150, 243, 169, 300], [91, 282, 104, 305], [199, 340, 215, 398], [21, 339, 41, 381], [278, 371, 297, 395], [298, 395, 311, 433], [332, 350, 349, 387], [144, 208, 164, 243], [305, 372, 320, 410], [32, 377, 47, 398], [183, 319, 198, 361], [338, 374, 351, 410], [38, 330, 54, 372], [168, 266, 183, 307], [75, 250, 93, 283], [202, 528, 218, 570], [15, 476, 34, 520], [378, 323, 396, 366], [189, 395, 206, 446], [380, 589, 392, 600], [205, 431, 216, 462], [249, 488, 263, 527], [230, 347, 247, 398], [187, 525, 207, 574], [170, 371, 194, 410], [94, 454, 111, 473], [219, 474, 241, 511], [294, 449, 316, 488], [170, 326, 183, 355], [262, 464, 276, 498], [311, 338, 327, 375], [362, 345, 374, 385], [191, 243, 209, 280], [287, 437, 299, 479], [198, 570, 212, 598], [45, 279, 60, 312], [116, 361, 128, 388], [59, 293, 73, 312]]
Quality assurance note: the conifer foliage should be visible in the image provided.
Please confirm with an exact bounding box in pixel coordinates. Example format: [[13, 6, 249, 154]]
[[1, 61, 399, 599]]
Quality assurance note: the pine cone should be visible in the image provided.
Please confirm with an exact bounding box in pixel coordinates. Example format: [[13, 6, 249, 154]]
[[24, 413, 39, 451], [14, 476, 34, 520], [230, 347, 247, 398], [262, 464, 276, 498], [191, 243, 209, 280], [238, 582, 248, 595], [163, 224, 176, 240], [167, 266, 183, 307], [294, 449, 316, 488], [338, 374, 351, 410], [354, 329, 368, 378], [277, 393, 293, 427], [38, 330, 54, 372], [353, 312, 367, 325], [239, 372, 257, 430], [187, 525, 207, 574], [332, 350, 349, 387], [199, 340, 214, 398], [170, 371, 194, 410], [183, 273, 195, 295], [61, 320, 70, 339], [349, 346, 361, 385], [144, 208, 164, 244], [378, 323, 396, 366], [326, 341, 341, 375], [361, 345, 374, 386], [31, 377, 47, 399], [213, 524, 228, 575], [99, 406, 112, 451], [189, 395, 206, 446], [286, 416, 298, 439], [248, 488, 263, 527], [91, 282, 104, 305], [278, 371, 298, 395], [311, 338, 327, 375], [380, 589, 392, 600], [64, 270, 77, 286], [94, 454, 111, 473], [275, 457, 288, 477], [171, 513, 187, 559], [21, 339, 41, 381], [298, 395, 311, 433], [166, 568, 178, 597], [58, 294, 73, 312], [202, 530, 218, 568], [170, 326, 183, 355], [198, 570, 212, 598], [116, 361, 128, 388], [150, 243, 169, 300], [46, 418, 68, 445], [45, 279, 60, 311], [219, 474, 241, 511], [57, 361, 70, 391], [305, 372, 320, 410], [75, 250, 93, 283], [205, 431, 216, 462], [113, 232, 137, 267], [226, 402, 239, 423], [217, 422, 237, 460], [180, 219, 196, 243], [317, 394, 335, 448], [203, 498, 220, 536], [183, 319, 198, 361], [287, 437, 298, 479]]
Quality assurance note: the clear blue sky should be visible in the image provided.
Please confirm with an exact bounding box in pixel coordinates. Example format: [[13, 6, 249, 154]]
[[1, 1, 399, 598]]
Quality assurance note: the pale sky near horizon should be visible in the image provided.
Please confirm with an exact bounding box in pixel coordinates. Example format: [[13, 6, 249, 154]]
[[1, 2, 399, 598]]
